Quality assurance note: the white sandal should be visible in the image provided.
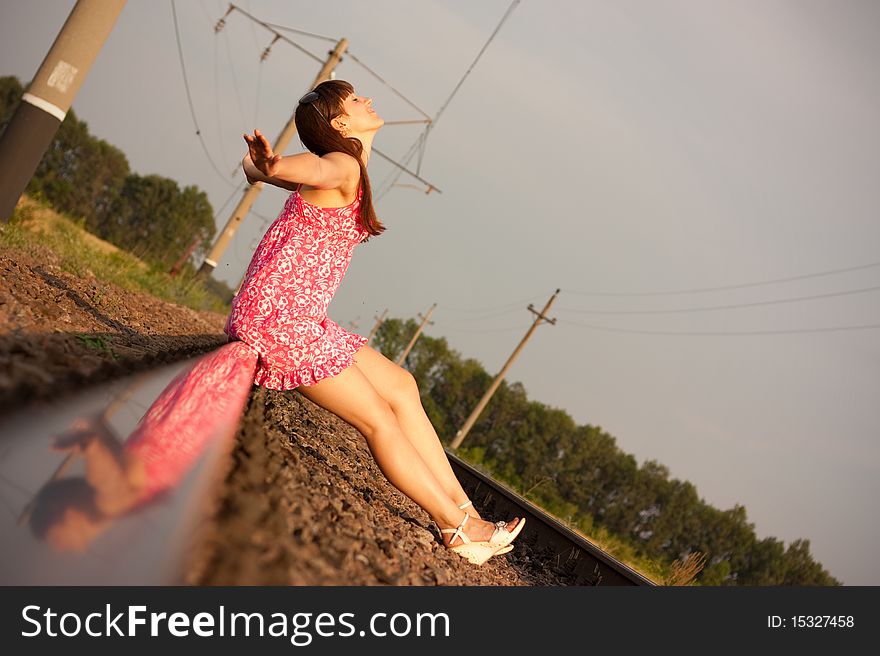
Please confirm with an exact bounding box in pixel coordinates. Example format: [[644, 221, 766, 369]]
[[440, 512, 524, 565], [458, 500, 514, 556]]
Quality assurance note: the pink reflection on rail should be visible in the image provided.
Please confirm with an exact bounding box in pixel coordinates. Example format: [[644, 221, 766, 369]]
[[29, 341, 258, 552]]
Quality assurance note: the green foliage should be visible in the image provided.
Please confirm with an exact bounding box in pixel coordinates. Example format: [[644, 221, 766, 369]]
[[100, 174, 214, 268], [373, 314, 841, 586], [26, 107, 130, 228], [1, 75, 215, 272], [0, 75, 25, 132]]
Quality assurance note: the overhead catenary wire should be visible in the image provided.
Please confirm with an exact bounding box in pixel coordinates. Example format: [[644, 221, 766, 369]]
[[241, 0, 264, 126], [376, 0, 521, 200], [444, 292, 548, 314], [222, 26, 250, 128], [375, 132, 428, 200], [211, 35, 233, 168], [265, 20, 433, 121], [371, 147, 439, 192], [556, 283, 880, 315], [563, 259, 880, 297], [171, 0, 238, 188], [263, 20, 337, 43], [433, 0, 520, 126], [432, 323, 527, 334], [218, 5, 441, 194], [345, 50, 433, 121], [214, 181, 246, 219], [220, 4, 327, 65], [556, 317, 880, 336]]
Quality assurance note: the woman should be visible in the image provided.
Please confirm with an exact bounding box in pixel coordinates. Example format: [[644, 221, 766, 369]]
[[225, 79, 524, 565]]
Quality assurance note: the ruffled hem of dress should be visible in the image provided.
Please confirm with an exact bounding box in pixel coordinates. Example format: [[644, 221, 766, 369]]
[[253, 332, 368, 390]]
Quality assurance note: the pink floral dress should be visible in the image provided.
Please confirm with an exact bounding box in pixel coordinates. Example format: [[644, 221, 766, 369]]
[[224, 183, 370, 389]]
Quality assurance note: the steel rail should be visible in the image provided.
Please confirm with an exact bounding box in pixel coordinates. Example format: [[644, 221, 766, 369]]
[[447, 450, 657, 586]]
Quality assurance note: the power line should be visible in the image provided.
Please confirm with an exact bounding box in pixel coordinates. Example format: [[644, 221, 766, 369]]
[[371, 147, 439, 192], [375, 131, 429, 200], [264, 20, 337, 43], [439, 307, 523, 324], [345, 51, 433, 121], [433, 0, 520, 125], [376, 0, 520, 201], [563, 259, 880, 297], [556, 283, 880, 316], [217, 5, 440, 194], [266, 20, 434, 121], [445, 292, 547, 314], [214, 182, 245, 219], [221, 4, 325, 64], [254, 58, 263, 127], [170, 0, 237, 188], [433, 322, 526, 334], [221, 27, 250, 128], [211, 34, 233, 167], [556, 317, 880, 336]]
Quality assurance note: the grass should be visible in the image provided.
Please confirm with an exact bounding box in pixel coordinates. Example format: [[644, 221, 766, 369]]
[[1, 195, 231, 314], [74, 333, 118, 359]]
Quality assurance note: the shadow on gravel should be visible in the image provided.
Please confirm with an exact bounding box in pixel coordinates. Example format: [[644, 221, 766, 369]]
[[32, 266, 138, 336]]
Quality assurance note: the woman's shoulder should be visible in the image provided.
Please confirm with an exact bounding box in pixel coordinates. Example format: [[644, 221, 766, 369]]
[[322, 151, 361, 196], [323, 151, 361, 179]]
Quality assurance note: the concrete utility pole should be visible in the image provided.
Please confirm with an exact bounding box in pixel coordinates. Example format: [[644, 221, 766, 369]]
[[449, 289, 560, 450], [0, 0, 127, 221], [396, 303, 436, 365], [197, 38, 349, 277], [367, 308, 388, 344]]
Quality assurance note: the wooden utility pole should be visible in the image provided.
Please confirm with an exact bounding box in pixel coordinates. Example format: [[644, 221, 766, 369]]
[[396, 303, 436, 365], [449, 289, 560, 450], [197, 38, 349, 277], [0, 0, 127, 221], [367, 308, 388, 344]]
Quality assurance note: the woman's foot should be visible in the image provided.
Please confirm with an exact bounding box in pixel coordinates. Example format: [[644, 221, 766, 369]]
[[457, 499, 482, 521], [439, 513, 525, 565], [441, 515, 521, 548]]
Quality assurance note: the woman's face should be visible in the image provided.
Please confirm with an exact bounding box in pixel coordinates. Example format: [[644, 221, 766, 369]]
[[337, 91, 384, 134]]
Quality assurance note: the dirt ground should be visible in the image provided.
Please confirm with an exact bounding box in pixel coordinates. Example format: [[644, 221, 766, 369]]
[[2, 247, 573, 585], [0, 247, 227, 411], [187, 387, 573, 585]]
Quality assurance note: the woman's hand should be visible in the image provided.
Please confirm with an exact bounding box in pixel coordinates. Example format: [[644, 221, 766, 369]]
[[244, 128, 281, 177], [241, 154, 261, 185]]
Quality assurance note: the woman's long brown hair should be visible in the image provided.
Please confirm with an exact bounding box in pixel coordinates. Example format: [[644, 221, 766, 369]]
[[295, 79, 385, 239]]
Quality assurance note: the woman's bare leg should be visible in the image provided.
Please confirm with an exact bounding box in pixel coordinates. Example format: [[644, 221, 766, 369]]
[[297, 361, 516, 544], [349, 345, 481, 518]]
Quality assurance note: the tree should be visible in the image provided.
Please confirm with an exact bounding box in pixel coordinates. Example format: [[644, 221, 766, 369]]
[[0, 75, 24, 133], [101, 174, 214, 267], [372, 312, 841, 585], [1, 74, 214, 271], [26, 108, 130, 226]]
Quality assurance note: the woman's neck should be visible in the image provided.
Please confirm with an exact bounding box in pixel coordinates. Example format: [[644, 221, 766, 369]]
[[352, 131, 375, 166]]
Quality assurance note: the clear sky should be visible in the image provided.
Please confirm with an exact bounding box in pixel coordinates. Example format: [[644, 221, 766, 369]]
[[2, 0, 878, 585]]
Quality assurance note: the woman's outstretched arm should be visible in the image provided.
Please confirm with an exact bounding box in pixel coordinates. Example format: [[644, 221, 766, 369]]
[[241, 154, 299, 191], [244, 128, 358, 190]]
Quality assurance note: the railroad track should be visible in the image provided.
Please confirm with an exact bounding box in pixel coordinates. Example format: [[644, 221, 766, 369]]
[[2, 347, 656, 586], [447, 451, 657, 586]]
